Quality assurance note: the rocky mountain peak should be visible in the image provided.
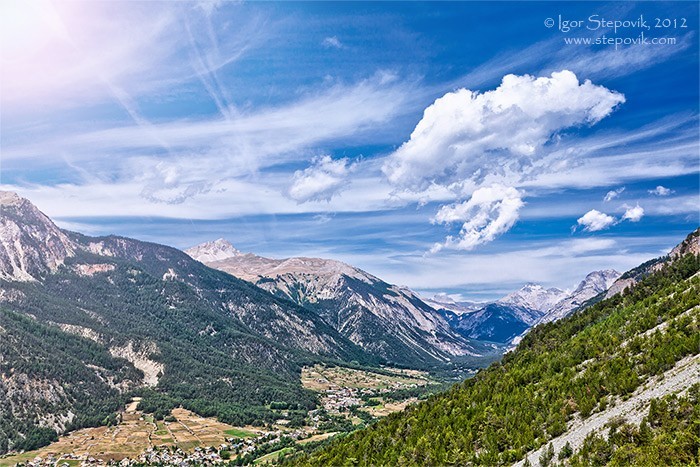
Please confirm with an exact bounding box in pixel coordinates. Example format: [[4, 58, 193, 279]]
[[669, 228, 699, 259], [0, 190, 25, 206], [0, 191, 76, 281], [185, 238, 242, 263], [537, 269, 622, 325], [574, 269, 621, 293]]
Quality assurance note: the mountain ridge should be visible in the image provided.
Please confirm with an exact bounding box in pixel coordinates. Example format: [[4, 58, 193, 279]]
[[431, 269, 622, 345], [0, 192, 381, 454], [185, 239, 498, 368]]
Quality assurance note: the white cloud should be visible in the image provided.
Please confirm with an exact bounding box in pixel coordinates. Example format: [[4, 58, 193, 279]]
[[322, 36, 343, 49], [383, 70, 625, 191], [604, 187, 625, 202], [382, 70, 624, 251], [648, 185, 674, 196], [288, 156, 355, 202], [430, 184, 524, 252], [576, 209, 616, 232], [622, 204, 645, 222], [6, 75, 409, 165]]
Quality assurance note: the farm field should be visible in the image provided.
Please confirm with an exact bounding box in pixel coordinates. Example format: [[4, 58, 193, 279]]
[[0, 400, 260, 466], [0, 365, 440, 466], [301, 364, 432, 391]]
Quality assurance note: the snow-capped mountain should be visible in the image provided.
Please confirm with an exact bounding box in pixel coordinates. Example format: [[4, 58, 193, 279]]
[[186, 240, 498, 367], [538, 270, 621, 324], [497, 284, 569, 312], [435, 271, 621, 344]]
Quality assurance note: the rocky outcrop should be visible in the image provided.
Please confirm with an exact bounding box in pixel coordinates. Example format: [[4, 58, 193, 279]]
[[0, 191, 76, 281], [538, 270, 621, 324]]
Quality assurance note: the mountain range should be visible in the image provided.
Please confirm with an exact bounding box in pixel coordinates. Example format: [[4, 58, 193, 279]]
[[185, 240, 622, 351], [430, 270, 621, 344], [185, 239, 498, 368], [2, 189, 695, 461], [0, 192, 376, 453]]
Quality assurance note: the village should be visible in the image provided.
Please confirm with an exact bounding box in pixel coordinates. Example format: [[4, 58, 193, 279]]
[[3, 365, 437, 467]]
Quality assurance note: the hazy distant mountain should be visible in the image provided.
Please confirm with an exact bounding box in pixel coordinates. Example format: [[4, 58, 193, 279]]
[[186, 240, 498, 368], [436, 273, 620, 344], [422, 293, 488, 315], [440, 303, 544, 343], [498, 283, 569, 312]]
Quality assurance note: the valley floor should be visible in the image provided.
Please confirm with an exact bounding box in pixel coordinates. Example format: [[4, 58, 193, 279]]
[[0, 365, 441, 466], [0, 399, 259, 466]]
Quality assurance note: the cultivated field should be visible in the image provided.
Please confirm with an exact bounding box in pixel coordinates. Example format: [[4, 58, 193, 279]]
[[0, 399, 260, 466], [301, 364, 432, 391]]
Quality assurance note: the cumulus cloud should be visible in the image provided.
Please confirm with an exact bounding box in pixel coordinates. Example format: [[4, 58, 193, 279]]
[[604, 187, 625, 202], [288, 155, 355, 202], [430, 184, 524, 252], [383, 70, 625, 191], [576, 209, 616, 232], [383, 70, 624, 251], [648, 185, 673, 196], [622, 204, 645, 222], [322, 36, 343, 49]]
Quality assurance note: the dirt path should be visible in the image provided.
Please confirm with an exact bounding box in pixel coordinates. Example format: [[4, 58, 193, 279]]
[[177, 419, 204, 445], [516, 353, 700, 466]]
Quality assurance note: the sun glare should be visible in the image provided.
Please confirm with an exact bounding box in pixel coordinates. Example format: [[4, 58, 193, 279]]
[[0, 0, 68, 62]]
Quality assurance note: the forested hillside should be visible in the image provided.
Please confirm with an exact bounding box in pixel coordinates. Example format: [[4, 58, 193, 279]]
[[0, 193, 379, 454], [293, 235, 699, 466], [0, 309, 141, 453]]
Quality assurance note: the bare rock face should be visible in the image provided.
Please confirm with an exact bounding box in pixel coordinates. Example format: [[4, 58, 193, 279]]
[[605, 228, 699, 299], [0, 191, 76, 281], [668, 228, 699, 259], [185, 240, 491, 366], [185, 238, 242, 263], [538, 270, 621, 324]]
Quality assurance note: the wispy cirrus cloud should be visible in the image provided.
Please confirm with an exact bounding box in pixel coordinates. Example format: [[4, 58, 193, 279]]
[[322, 36, 343, 49], [604, 187, 625, 202]]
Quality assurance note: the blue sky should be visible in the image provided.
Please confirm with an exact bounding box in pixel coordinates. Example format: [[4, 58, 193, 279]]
[[1, 1, 698, 300]]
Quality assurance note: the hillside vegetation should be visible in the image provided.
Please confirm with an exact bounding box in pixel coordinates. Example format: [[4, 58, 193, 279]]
[[0, 193, 382, 455], [293, 248, 699, 466], [0, 309, 140, 453]]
